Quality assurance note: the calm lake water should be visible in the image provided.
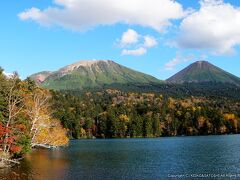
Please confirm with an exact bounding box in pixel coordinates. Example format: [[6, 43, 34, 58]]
[[1, 135, 240, 180]]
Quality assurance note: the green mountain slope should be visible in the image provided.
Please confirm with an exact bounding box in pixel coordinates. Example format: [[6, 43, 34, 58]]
[[30, 60, 161, 90], [167, 61, 240, 85]]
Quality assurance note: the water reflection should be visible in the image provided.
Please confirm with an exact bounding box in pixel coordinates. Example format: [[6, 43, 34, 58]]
[[0, 148, 69, 180], [1, 135, 240, 180]]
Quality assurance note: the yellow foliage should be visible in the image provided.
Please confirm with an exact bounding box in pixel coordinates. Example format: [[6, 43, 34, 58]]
[[119, 114, 130, 123], [24, 87, 69, 148], [168, 97, 175, 109], [80, 128, 86, 137], [223, 113, 236, 120], [224, 114, 238, 132], [33, 119, 69, 147]]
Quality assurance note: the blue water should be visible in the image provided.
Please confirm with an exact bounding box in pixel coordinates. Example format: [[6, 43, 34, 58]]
[[1, 135, 240, 180]]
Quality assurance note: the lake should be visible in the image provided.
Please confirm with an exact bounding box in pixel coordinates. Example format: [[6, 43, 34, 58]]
[[1, 135, 240, 180]]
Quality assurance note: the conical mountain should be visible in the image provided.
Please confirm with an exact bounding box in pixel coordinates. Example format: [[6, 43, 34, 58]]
[[167, 61, 240, 85], [30, 60, 161, 90]]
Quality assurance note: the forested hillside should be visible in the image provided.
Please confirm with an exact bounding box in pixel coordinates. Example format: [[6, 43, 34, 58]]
[[51, 89, 240, 139], [69, 82, 240, 100]]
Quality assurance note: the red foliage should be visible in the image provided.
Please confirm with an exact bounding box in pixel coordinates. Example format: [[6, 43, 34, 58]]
[[10, 145, 22, 153], [0, 123, 21, 154], [0, 124, 4, 131], [0, 124, 13, 140], [0, 123, 5, 136], [6, 136, 17, 144]]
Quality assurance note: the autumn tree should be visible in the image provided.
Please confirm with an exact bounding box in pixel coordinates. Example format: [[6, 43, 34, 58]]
[[24, 87, 68, 148], [0, 72, 25, 165]]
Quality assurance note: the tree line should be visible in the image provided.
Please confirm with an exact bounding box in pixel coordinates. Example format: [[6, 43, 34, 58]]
[[51, 89, 240, 139]]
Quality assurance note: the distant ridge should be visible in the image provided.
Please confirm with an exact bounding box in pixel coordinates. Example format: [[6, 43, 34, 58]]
[[167, 61, 240, 86], [30, 60, 161, 90]]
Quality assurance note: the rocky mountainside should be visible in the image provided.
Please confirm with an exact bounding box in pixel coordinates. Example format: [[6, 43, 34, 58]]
[[30, 60, 161, 90]]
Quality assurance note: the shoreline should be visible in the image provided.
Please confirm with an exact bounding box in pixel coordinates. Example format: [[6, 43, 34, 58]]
[[70, 133, 239, 141]]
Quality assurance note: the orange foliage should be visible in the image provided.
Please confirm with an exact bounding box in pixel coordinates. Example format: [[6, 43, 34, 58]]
[[0, 123, 22, 155], [10, 145, 22, 154], [223, 113, 236, 120]]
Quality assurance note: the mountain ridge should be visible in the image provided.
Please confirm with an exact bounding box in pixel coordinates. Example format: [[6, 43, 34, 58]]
[[166, 60, 240, 86], [30, 60, 162, 90], [30, 60, 240, 91]]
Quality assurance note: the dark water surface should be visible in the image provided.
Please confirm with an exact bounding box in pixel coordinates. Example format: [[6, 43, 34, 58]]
[[1, 135, 240, 180]]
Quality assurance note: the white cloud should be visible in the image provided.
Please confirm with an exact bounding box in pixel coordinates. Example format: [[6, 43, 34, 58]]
[[143, 35, 158, 48], [119, 29, 140, 47], [178, 0, 240, 55], [18, 0, 186, 32], [165, 53, 194, 70], [121, 47, 147, 56], [118, 29, 158, 56], [165, 58, 180, 70], [18, 8, 42, 21]]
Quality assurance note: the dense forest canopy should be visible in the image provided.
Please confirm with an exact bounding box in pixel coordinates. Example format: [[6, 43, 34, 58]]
[[64, 82, 240, 100], [51, 89, 240, 139], [28, 60, 240, 139]]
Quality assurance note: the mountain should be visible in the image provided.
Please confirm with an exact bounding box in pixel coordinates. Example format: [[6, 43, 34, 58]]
[[30, 60, 161, 90], [167, 61, 240, 86], [30, 71, 53, 84]]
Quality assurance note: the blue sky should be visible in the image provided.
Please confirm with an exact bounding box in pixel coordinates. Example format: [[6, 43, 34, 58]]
[[0, 0, 240, 80]]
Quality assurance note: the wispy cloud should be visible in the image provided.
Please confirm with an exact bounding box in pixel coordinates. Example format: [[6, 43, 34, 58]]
[[165, 53, 195, 70], [143, 35, 158, 48], [121, 47, 147, 56]]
